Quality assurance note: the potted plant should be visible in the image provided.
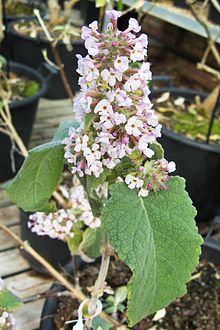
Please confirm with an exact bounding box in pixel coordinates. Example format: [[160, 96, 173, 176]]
[[3, 11, 202, 330], [3, 0, 46, 23], [151, 86, 220, 222], [0, 58, 55, 183], [7, 0, 87, 99]]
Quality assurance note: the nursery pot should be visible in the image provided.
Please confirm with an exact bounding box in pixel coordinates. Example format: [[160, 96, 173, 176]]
[[208, 0, 220, 25], [0, 61, 54, 183], [151, 87, 220, 222], [8, 18, 87, 99], [174, 0, 189, 9], [19, 209, 71, 275]]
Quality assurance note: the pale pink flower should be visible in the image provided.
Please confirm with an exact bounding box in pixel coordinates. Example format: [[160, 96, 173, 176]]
[[138, 135, 154, 158], [94, 99, 113, 115], [114, 56, 129, 72], [74, 135, 89, 152], [128, 18, 141, 33], [125, 174, 144, 189], [106, 10, 121, 20], [125, 116, 143, 136], [130, 42, 147, 62]]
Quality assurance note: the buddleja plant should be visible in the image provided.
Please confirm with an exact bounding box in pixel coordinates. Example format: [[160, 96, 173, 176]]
[[4, 10, 203, 328]]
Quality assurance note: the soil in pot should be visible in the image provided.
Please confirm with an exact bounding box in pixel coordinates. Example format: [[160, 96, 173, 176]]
[[151, 88, 220, 222], [5, 0, 46, 20], [0, 61, 48, 183], [8, 18, 87, 99], [153, 90, 220, 145], [46, 258, 220, 329]]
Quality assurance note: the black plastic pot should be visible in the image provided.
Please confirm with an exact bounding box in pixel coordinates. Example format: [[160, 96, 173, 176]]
[[174, 0, 188, 9], [202, 216, 220, 265], [20, 209, 71, 275], [151, 87, 220, 222], [40, 263, 73, 329], [8, 18, 87, 99], [208, 0, 220, 25], [0, 61, 54, 183]]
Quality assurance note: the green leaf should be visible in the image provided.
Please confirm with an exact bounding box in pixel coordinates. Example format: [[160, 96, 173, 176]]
[[81, 168, 111, 217], [92, 316, 111, 330], [150, 142, 164, 160], [53, 120, 80, 141], [115, 286, 128, 306], [4, 141, 64, 212], [84, 112, 98, 132], [0, 289, 22, 310], [95, 0, 107, 8], [79, 227, 104, 258], [66, 229, 83, 255], [102, 177, 203, 326]]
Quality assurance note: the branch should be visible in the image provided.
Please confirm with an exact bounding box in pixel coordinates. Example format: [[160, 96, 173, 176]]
[[0, 223, 120, 327], [34, 9, 74, 101]]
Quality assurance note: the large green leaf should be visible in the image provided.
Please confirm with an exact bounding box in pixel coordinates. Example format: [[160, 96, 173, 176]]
[[0, 289, 21, 310], [102, 176, 203, 326], [79, 227, 104, 258], [4, 141, 64, 212], [53, 120, 80, 141]]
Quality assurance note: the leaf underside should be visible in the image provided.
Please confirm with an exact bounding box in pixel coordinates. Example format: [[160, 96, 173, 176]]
[[102, 176, 203, 326]]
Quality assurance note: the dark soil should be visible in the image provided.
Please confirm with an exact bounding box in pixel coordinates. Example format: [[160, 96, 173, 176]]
[[54, 259, 220, 329]]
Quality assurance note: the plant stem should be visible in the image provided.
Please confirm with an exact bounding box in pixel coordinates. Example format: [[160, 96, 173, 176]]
[[88, 233, 110, 315], [0, 223, 120, 327], [34, 9, 74, 101]]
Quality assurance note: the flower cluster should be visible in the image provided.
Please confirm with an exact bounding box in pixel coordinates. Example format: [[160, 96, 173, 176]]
[[0, 278, 18, 330], [0, 309, 18, 330], [63, 11, 175, 196], [28, 186, 101, 241]]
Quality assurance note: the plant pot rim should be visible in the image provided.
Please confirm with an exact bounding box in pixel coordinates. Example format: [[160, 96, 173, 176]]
[[4, 61, 48, 108], [151, 87, 220, 155], [8, 17, 84, 46]]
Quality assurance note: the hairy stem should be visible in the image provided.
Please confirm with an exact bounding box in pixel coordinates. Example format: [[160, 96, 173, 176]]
[[88, 233, 110, 315]]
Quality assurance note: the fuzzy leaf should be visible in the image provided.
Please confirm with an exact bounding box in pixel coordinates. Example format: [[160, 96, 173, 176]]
[[84, 112, 98, 132], [4, 141, 64, 212], [53, 120, 80, 141], [102, 176, 203, 326], [150, 142, 164, 160], [79, 227, 104, 258], [0, 289, 21, 310], [66, 229, 83, 255]]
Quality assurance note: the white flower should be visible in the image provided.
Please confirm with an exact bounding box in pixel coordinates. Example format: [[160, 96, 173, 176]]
[[125, 116, 143, 136], [86, 65, 99, 82], [74, 135, 89, 152], [101, 69, 122, 86], [114, 112, 126, 125], [128, 18, 141, 32], [138, 135, 155, 158], [138, 188, 149, 197], [89, 21, 98, 31], [94, 99, 113, 115], [124, 75, 141, 92], [85, 38, 99, 56], [130, 42, 147, 62], [167, 161, 176, 173], [114, 56, 129, 72], [125, 174, 144, 189], [84, 143, 101, 165]]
